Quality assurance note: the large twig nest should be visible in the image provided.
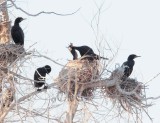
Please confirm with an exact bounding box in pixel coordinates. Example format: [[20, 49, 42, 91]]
[[0, 44, 25, 64], [55, 60, 100, 100], [104, 67, 145, 111]]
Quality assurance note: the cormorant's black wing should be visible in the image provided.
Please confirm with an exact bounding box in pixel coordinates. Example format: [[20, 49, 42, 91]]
[[121, 61, 133, 79], [34, 68, 46, 87], [11, 26, 24, 45], [81, 46, 95, 55], [74, 46, 95, 56]]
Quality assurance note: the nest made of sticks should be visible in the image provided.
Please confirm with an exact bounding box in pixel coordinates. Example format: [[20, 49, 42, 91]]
[[0, 44, 25, 65], [56, 60, 100, 100], [104, 67, 144, 111]]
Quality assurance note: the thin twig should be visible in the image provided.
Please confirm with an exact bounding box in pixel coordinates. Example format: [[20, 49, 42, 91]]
[[9, 0, 81, 16], [145, 72, 160, 85]]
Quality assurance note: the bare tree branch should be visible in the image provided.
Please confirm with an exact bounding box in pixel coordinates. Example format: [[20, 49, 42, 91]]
[[8, 0, 81, 16], [33, 53, 64, 67], [145, 72, 160, 85], [0, 82, 56, 121]]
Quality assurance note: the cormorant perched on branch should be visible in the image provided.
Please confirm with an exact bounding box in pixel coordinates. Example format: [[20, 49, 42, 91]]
[[121, 54, 140, 81], [11, 17, 25, 45], [34, 65, 51, 91], [68, 43, 78, 60], [68, 43, 108, 60]]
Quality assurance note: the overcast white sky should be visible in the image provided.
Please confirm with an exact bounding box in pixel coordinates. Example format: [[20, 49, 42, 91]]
[[8, 0, 160, 122]]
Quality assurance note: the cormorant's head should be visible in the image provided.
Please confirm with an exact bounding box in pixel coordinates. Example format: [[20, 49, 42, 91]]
[[15, 17, 25, 24], [68, 43, 74, 51], [128, 54, 141, 60], [67, 43, 78, 60], [44, 65, 51, 74]]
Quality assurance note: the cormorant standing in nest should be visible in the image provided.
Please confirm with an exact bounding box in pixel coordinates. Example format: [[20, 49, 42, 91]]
[[11, 17, 25, 45], [34, 65, 51, 91], [68, 43, 108, 61], [68, 43, 78, 60], [121, 54, 140, 81]]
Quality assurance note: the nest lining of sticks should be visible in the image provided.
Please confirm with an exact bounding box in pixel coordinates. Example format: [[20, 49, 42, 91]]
[[0, 44, 25, 65], [56, 60, 100, 100], [104, 67, 145, 111], [56, 60, 146, 112]]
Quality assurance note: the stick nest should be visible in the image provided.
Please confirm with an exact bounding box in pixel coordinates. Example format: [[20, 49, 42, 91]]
[[55, 60, 100, 100], [0, 44, 25, 65], [104, 67, 145, 111]]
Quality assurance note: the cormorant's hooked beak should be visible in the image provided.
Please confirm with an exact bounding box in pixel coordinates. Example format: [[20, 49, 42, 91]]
[[22, 18, 26, 21], [135, 55, 141, 58], [67, 43, 73, 51]]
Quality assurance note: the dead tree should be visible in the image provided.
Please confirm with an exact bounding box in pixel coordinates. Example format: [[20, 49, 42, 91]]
[[0, 1, 155, 123], [0, 0, 10, 44], [0, 0, 12, 122], [0, 1, 25, 122]]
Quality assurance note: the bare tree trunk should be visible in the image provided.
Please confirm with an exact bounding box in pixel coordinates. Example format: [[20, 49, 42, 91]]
[[0, 0, 10, 44], [0, 1, 11, 123], [65, 99, 79, 123]]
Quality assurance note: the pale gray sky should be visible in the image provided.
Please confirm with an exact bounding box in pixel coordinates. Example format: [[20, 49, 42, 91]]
[[8, 0, 160, 122]]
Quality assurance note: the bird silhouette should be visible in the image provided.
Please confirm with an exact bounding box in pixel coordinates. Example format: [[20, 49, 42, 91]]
[[68, 43, 108, 61], [121, 54, 140, 81], [34, 65, 51, 91], [11, 17, 25, 45]]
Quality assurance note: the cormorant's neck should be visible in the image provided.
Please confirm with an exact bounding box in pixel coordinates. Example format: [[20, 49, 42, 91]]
[[14, 21, 20, 26], [128, 58, 134, 61], [69, 47, 77, 57]]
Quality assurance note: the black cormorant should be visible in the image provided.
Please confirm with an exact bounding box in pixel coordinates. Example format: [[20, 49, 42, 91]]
[[68, 43, 108, 60], [34, 65, 51, 91], [121, 54, 140, 81], [68, 43, 78, 60], [11, 17, 25, 45]]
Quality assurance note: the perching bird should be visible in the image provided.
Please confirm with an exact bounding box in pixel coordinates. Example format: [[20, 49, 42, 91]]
[[11, 17, 25, 45], [68, 43, 78, 60], [121, 54, 140, 81], [34, 65, 51, 91], [68, 43, 108, 60]]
